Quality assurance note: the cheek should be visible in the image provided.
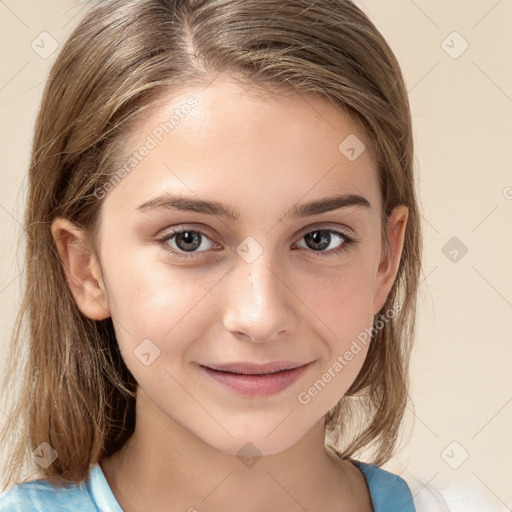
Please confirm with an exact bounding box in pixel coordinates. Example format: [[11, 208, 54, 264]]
[[103, 252, 225, 364], [293, 263, 376, 392], [296, 260, 377, 337]]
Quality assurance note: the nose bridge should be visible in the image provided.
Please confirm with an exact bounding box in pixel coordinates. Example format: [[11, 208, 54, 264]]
[[223, 248, 296, 342]]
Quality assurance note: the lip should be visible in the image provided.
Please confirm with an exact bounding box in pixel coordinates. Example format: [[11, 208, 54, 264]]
[[201, 360, 311, 375], [198, 361, 313, 398]]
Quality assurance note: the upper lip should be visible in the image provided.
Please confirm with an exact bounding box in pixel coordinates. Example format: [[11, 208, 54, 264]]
[[200, 361, 312, 375]]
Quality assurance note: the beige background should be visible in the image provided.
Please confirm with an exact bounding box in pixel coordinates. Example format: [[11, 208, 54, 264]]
[[1, 0, 511, 507]]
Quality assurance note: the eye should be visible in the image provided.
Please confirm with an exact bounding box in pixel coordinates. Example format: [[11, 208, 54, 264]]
[[157, 228, 218, 261], [156, 225, 359, 261], [294, 228, 357, 258]]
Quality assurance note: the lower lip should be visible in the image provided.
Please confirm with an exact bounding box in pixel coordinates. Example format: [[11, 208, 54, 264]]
[[199, 363, 312, 398]]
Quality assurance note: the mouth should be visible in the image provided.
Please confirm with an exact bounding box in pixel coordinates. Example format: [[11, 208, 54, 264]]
[[200, 361, 312, 375], [198, 361, 313, 397]]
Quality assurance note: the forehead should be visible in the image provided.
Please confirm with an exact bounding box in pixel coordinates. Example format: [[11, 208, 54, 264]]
[[104, 78, 381, 219]]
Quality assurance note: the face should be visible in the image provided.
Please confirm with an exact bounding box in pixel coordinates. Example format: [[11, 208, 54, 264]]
[[66, 78, 407, 457]]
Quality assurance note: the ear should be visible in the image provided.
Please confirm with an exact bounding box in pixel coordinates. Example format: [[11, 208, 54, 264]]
[[372, 205, 408, 316], [51, 217, 111, 320]]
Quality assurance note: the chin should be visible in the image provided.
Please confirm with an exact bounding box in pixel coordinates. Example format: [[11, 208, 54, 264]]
[[208, 428, 306, 459]]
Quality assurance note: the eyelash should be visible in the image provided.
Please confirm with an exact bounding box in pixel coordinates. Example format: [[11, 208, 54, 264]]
[[156, 226, 359, 261]]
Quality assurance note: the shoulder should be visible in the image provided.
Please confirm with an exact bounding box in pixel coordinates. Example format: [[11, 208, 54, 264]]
[[353, 460, 504, 512], [400, 468, 505, 512], [0, 475, 96, 512], [354, 459, 410, 487], [352, 460, 416, 512]]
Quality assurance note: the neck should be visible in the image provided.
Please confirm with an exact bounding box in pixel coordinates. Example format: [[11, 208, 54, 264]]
[[100, 389, 368, 512]]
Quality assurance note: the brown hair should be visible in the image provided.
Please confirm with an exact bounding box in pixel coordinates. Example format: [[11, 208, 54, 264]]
[[0, 0, 422, 490]]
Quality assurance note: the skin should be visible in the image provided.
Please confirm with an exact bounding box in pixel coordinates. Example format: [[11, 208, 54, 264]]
[[51, 77, 408, 512]]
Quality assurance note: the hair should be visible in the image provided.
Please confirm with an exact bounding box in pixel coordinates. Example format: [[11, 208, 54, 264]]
[[0, 0, 422, 491]]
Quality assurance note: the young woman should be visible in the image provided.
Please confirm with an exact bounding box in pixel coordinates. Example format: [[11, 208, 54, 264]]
[[0, 0, 466, 510]]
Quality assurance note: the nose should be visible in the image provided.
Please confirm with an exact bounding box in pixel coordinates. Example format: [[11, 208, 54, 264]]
[[222, 254, 298, 343]]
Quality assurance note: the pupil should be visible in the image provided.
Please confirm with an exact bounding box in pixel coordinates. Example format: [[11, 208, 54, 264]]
[[306, 230, 329, 251], [177, 231, 200, 251]]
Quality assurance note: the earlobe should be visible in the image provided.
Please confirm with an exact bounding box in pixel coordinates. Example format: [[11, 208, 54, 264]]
[[50, 217, 111, 321], [372, 206, 408, 316]]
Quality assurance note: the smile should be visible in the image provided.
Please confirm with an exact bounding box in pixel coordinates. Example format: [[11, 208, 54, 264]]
[[198, 362, 313, 398]]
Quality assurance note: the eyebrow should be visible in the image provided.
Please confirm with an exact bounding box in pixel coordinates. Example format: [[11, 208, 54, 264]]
[[135, 192, 371, 221]]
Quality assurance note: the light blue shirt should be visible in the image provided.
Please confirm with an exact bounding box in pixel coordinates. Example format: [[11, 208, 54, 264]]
[[0, 460, 416, 511]]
